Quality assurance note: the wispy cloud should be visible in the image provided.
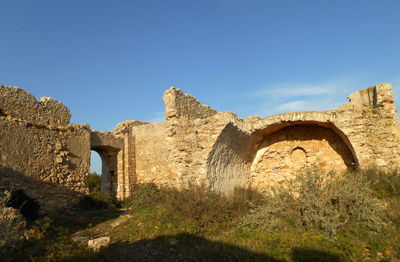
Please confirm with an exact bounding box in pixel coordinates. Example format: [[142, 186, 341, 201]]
[[272, 100, 309, 112], [250, 82, 339, 99], [261, 97, 341, 116], [241, 76, 368, 117]]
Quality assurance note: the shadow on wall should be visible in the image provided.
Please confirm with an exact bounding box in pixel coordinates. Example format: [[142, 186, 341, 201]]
[[206, 122, 252, 193], [62, 233, 341, 262], [0, 167, 86, 214]]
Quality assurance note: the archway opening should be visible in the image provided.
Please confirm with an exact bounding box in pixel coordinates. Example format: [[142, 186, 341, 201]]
[[89, 150, 104, 194], [90, 147, 120, 197], [88, 150, 110, 194]]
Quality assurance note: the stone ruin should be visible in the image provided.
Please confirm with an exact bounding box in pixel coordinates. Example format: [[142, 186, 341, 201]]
[[1, 83, 399, 213]]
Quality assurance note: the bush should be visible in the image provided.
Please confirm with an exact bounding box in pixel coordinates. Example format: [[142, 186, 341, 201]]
[[163, 185, 263, 230], [76, 193, 119, 211], [80, 172, 121, 210], [122, 183, 263, 231], [243, 169, 384, 236], [359, 166, 400, 198], [123, 183, 163, 209], [86, 172, 102, 193]]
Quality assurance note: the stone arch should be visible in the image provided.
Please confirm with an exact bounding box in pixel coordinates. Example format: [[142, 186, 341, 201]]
[[247, 112, 358, 164], [90, 146, 120, 195], [206, 112, 358, 193], [90, 131, 125, 199], [249, 123, 357, 191]]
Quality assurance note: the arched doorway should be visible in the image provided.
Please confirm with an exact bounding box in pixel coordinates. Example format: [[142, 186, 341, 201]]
[[250, 124, 357, 191], [88, 150, 102, 193], [90, 146, 120, 196]]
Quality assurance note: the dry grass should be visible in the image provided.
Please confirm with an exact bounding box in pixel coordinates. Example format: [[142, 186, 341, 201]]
[[2, 166, 400, 261]]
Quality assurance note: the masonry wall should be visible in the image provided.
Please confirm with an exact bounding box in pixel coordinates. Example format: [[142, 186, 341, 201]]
[[0, 86, 91, 213], [163, 87, 217, 120], [204, 83, 400, 193], [124, 92, 232, 191], [333, 83, 400, 168], [206, 121, 252, 192], [130, 90, 234, 189], [132, 122, 179, 187], [1, 83, 400, 212], [0, 85, 71, 126]]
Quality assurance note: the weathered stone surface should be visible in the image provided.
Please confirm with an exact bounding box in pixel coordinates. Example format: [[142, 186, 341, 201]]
[[0, 85, 71, 126], [250, 125, 355, 192], [163, 87, 217, 120], [87, 237, 110, 251], [1, 82, 400, 211], [0, 190, 27, 246], [0, 115, 90, 212]]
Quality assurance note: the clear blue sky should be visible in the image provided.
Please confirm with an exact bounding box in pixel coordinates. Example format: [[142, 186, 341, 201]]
[[2, 0, 400, 173]]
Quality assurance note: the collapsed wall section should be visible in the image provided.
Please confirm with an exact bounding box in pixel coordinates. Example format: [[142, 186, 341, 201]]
[[334, 83, 400, 168], [163, 87, 218, 120], [0, 85, 71, 126], [0, 86, 90, 213], [131, 88, 229, 190]]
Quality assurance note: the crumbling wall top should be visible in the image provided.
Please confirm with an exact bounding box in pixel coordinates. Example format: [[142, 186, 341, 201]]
[[113, 120, 150, 135], [0, 85, 71, 126], [162, 87, 218, 120], [338, 83, 395, 110]]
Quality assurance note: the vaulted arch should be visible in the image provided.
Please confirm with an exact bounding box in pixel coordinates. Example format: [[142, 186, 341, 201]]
[[90, 131, 125, 199], [206, 113, 358, 193], [249, 123, 357, 191]]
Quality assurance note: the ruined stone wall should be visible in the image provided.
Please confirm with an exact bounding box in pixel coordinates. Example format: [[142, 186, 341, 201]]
[[128, 91, 236, 190], [1, 82, 400, 211], [131, 122, 179, 187], [163, 87, 217, 120], [0, 86, 91, 213], [204, 115, 252, 192], [91, 131, 124, 197], [0, 85, 71, 126], [113, 120, 149, 198], [204, 83, 400, 193], [333, 83, 400, 168]]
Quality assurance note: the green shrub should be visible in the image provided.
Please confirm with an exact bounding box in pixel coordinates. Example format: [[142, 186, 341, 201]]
[[76, 192, 119, 211], [123, 183, 163, 209], [163, 185, 262, 231], [359, 166, 400, 198], [122, 183, 262, 232], [164, 185, 231, 228], [243, 169, 384, 236], [86, 172, 101, 193]]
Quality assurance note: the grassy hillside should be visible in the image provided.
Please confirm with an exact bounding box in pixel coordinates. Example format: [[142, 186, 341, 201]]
[[1, 167, 400, 262]]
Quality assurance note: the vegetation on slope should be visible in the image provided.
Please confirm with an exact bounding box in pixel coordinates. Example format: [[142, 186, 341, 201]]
[[1, 167, 400, 262]]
